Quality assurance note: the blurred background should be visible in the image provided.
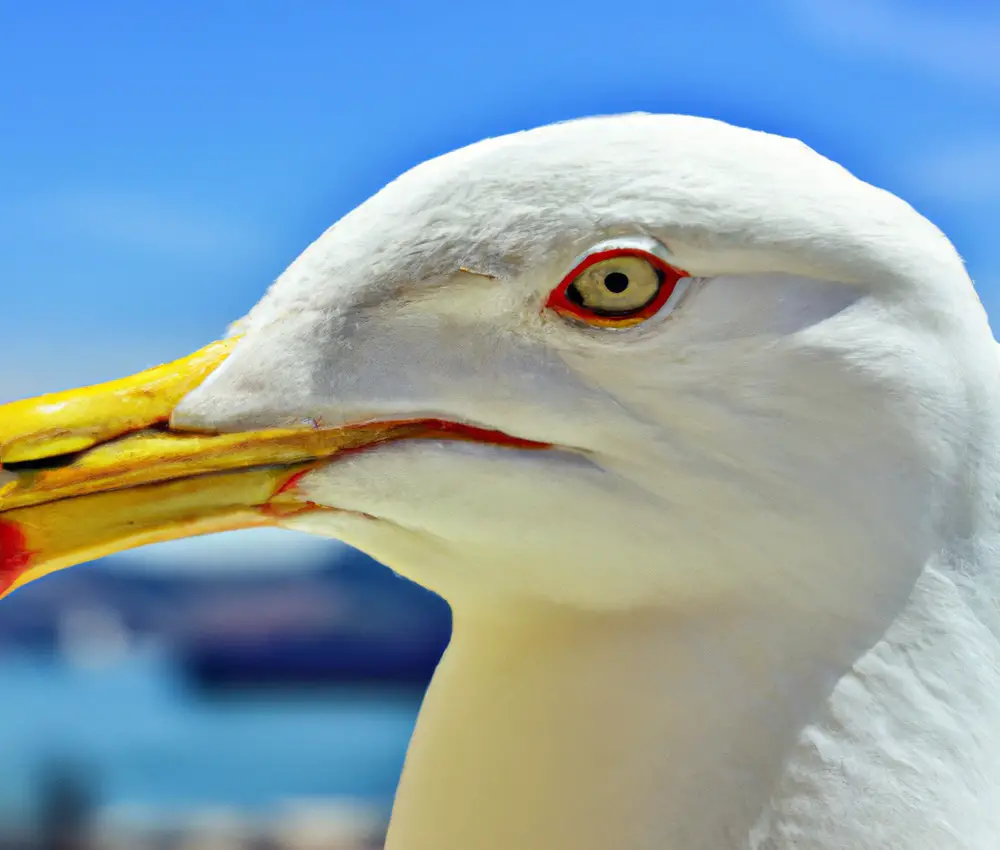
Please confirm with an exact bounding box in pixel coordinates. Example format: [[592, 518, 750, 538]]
[[1, 0, 998, 847]]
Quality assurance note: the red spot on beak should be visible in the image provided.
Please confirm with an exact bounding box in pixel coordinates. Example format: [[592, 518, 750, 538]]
[[0, 519, 31, 596], [275, 469, 312, 497]]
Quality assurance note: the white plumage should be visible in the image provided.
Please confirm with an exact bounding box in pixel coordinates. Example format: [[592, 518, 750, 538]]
[[170, 114, 1000, 850]]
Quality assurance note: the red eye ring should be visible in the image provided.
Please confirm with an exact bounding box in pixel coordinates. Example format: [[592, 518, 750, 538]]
[[545, 244, 690, 328]]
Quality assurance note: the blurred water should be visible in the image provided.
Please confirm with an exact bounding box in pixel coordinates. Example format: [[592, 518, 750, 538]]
[[0, 650, 421, 826]]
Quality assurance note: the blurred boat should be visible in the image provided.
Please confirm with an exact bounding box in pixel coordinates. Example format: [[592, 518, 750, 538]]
[[0, 549, 450, 689]]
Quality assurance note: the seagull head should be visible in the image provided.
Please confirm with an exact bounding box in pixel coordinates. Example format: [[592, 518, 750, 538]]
[[1, 113, 992, 622], [6, 113, 1000, 850]]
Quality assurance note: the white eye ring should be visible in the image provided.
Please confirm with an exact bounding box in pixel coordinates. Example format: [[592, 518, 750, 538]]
[[570, 236, 676, 268]]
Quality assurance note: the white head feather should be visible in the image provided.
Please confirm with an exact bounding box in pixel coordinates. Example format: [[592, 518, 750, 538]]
[[173, 114, 1000, 850]]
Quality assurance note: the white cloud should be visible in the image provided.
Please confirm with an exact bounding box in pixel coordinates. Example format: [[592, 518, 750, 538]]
[[103, 528, 349, 574], [0, 335, 200, 402], [780, 0, 1000, 89], [908, 140, 1000, 204], [12, 189, 262, 262]]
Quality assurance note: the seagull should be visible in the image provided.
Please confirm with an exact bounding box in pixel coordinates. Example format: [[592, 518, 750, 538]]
[[2, 113, 999, 850]]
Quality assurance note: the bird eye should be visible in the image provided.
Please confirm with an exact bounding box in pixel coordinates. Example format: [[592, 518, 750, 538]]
[[546, 238, 689, 328]]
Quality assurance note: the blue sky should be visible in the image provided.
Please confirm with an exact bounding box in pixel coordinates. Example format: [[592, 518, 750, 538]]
[[2, 0, 999, 568]]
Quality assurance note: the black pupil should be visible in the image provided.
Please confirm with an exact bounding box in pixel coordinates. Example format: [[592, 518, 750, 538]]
[[603, 272, 629, 294]]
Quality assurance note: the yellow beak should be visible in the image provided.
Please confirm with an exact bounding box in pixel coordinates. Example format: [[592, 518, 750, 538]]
[[0, 340, 432, 599]]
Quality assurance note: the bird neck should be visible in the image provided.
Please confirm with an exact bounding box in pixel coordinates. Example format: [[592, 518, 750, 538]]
[[383, 600, 866, 850]]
